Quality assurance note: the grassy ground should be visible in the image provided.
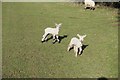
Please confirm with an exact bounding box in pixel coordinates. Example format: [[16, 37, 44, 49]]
[[0, 1, 2, 78], [2, 2, 118, 78]]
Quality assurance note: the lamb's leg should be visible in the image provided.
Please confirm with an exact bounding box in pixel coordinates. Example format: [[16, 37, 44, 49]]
[[56, 35, 59, 42], [67, 45, 71, 52], [93, 7, 95, 10], [74, 46, 78, 57], [52, 35, 59, 43], [84, 6, 87, 10], [52, 34, 57, 43], [53, 34, 56, 40], [90, 7, 92, 10], [44, 34, 49, 41], [41, 33, 48, 42], [67, 44, 73, 51], [79, 47, 82, 55]]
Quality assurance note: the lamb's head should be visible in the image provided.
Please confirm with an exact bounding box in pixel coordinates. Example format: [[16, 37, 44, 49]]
[[55, 23, 62, 29], [77, 34, 86, 42]]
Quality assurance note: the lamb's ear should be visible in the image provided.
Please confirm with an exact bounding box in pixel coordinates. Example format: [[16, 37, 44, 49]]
[[59, 23, 62, 26], [83, 35, 86, 38], [55, 23, 58, 26], [77, 34, 81, 38]]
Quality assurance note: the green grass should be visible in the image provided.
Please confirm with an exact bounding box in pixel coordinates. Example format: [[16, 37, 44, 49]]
[[0, 1, 2, 78], [2, 2, 118, 78]]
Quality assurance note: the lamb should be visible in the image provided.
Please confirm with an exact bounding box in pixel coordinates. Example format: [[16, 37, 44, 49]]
[[41, 23, 62, 43], [67, 34, 86, 57], [84, 0, 95, 10]]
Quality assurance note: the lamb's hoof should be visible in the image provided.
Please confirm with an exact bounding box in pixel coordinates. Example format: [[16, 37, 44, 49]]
[[67, 49, 70, 52], [52, 42, 55, 44], [52, 40, 57, 44], [52, 41, 56, 44], [41, 41, 45, 43]]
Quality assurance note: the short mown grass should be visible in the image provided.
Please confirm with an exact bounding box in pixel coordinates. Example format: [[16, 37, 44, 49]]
[[2, 2, 118, 78]]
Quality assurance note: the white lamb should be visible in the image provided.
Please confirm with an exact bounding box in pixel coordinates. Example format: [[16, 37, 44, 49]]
[[41, 23, 62, 43], [67, 34, 86, 57], [84, 0, 95, 10]]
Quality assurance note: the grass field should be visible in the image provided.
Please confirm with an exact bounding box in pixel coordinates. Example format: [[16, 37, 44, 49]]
[[2, 2, 118, 78]]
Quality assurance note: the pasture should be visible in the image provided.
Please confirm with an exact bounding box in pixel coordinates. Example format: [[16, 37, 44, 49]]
[[2, 2, 118, 78]]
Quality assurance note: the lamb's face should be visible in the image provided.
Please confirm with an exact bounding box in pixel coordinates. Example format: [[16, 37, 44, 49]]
[[77, 34, 86, 42], [80, 35, 86, 42], [55, 23, 62, 28]]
